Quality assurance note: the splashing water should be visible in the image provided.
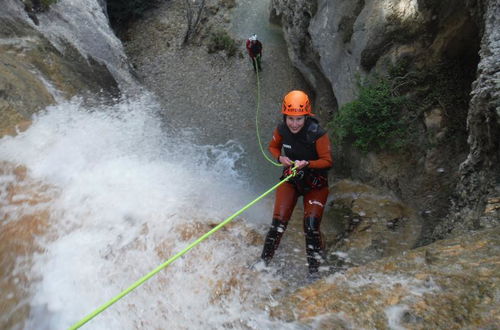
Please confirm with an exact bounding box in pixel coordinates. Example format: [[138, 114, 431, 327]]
[[0, 94, 302, 329]]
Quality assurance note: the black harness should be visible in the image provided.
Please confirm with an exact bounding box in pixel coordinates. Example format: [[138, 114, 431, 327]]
[[250, 41, 262, 56], [277, 118, 330, 192]]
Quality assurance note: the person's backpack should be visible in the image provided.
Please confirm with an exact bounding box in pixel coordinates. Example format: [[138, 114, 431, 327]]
[[251, 42, 262, 55]]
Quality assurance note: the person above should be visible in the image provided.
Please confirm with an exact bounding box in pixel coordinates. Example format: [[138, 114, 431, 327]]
[[260, 90, 333, 278], [246, 34, 263, 72]]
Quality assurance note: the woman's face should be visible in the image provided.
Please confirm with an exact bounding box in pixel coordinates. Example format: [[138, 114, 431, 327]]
[[286, 115, 306, 134]]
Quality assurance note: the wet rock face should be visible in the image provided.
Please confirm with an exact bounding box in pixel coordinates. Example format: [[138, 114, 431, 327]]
[[324, 180, 422, 267], [271, 226, 500, 329], [0, 19, 54, 132], [0, 162, 57, 329], [0, 9, 119, 134]]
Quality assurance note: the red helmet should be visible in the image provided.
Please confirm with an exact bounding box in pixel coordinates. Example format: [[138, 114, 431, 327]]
[[281, 90, 312, 116]]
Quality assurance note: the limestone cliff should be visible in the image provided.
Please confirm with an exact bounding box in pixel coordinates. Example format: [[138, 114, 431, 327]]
[[270, 0, 499, 242], [0, 0, 121, 134], [435, 0, 500, 238]]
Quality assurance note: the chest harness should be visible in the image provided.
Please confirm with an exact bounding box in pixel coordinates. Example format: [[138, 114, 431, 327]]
[[277, 117, 330, 193]]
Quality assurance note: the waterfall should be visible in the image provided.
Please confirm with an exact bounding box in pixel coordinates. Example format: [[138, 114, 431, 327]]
[[0, 1, 307, 328], [0, 94, 303, 329]]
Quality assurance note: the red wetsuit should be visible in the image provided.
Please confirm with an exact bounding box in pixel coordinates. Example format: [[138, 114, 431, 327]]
[[262, 117, 333, 273], [246, 39, 263, 72]]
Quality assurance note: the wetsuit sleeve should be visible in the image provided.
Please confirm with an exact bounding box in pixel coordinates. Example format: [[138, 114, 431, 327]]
[[308, 134, 333, 169], [268, 127, 283, 161]]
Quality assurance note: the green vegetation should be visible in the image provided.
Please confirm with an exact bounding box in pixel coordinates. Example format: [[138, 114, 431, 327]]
[[22, 0, 58, 12], [207, 29, 238, 57], [330, 53, 474, 154], [329, 76, 409, 153], [40, 0, 57, 10]]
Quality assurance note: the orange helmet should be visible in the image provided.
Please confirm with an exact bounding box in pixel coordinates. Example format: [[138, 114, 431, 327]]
[[281, 90, 312, 116]]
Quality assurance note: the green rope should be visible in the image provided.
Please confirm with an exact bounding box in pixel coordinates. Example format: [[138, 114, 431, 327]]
[[254, 57, 281, 167], [69, 167, 297, 329]]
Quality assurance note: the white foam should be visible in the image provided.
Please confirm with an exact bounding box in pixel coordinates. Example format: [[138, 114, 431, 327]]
[[1, 94, 282, 329], [385, 304, 410, 330]]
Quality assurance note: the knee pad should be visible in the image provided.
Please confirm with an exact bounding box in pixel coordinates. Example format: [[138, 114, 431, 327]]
[[303, 216, 320, 235]]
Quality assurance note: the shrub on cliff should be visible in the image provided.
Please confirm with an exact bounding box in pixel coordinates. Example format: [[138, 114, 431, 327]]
[[329, 76, 408, 153], [22, 0, 57, 12], [207, 29, 237, 57], [40, 0, 57, 10]]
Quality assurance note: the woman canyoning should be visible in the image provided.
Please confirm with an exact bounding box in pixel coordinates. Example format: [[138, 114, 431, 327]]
[[260, 90, 333, 279]]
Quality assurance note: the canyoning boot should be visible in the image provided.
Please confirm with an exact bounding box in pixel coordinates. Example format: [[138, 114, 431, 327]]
[[249, 259, 269, 272], [306, 271, 321, 283], [261, 218, 288, 266], [304, 216, 325, 275]]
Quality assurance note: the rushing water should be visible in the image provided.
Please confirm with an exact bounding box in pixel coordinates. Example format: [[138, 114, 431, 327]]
[[0, 94, 312, 329], [0, 0, 317, 328]]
